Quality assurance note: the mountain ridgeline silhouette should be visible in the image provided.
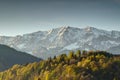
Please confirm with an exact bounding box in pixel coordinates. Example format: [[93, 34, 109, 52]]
[[0, 44, 40, 71], [0, 26, 120, 59]]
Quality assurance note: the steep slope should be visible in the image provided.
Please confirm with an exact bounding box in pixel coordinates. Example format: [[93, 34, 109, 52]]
[[107, 45, 120, 54], [0, 45, 40, 71], [0, 26, 120, 59]]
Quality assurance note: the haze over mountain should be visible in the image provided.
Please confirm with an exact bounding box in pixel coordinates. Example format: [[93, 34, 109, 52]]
[[0, 0, 120, 36], [0, 26, 120, 59], [0, 44, 40, 71]]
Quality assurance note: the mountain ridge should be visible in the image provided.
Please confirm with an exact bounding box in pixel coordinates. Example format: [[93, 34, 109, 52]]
[[0, 44, 40, 71], [0, 26, 120, 59]]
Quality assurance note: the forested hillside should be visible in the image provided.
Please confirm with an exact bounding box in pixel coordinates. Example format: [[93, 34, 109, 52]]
[[0, 45, 40, 71], [0, 50, 120, 80]]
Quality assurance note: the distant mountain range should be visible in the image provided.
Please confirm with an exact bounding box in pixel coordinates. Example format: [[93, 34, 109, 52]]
[[0, 26, 120, 59], [0, 44, 40, 71]]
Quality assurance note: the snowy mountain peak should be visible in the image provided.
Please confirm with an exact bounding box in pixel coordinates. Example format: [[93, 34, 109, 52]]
[[84, 26, 96, 32], [0, 26, 120, 59]]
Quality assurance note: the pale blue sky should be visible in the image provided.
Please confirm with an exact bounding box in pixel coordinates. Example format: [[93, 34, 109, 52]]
[[0, 0, 120, 36]]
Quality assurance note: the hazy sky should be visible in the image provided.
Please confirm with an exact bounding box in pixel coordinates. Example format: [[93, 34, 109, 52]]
[[0, 0, 120, 36]]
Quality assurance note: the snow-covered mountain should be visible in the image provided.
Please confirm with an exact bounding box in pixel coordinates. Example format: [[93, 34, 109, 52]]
[[0, 26, 120, 59]]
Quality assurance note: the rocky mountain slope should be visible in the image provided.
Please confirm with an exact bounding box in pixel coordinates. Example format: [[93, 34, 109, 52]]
[[0, 26, 120, 59]]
